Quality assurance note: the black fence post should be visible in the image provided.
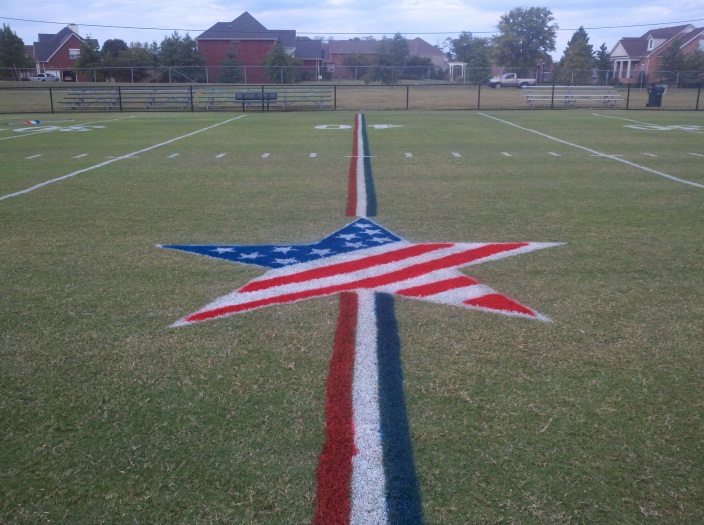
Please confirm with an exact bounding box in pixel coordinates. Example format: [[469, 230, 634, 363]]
[[118, 86, 123, 112], [626, 84, 631, 109], [477, 82, 481, 110], [696, 83, 701, 111], [49, 87, 55, 114], [406, 85, 410, 110], [334, 85, 337, 111], [550, 83, 555, 110], [190, 86, 194, 112]]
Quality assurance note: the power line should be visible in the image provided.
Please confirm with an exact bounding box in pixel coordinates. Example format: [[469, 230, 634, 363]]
[[2, 15, 704, 36]]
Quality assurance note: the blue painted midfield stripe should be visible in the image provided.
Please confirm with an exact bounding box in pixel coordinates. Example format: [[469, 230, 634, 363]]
[[360, 114, 377, 216], [375, 293, 424, 524]]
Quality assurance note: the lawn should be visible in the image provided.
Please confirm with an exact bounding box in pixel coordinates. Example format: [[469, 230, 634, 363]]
[[1, 110, 702, 523]]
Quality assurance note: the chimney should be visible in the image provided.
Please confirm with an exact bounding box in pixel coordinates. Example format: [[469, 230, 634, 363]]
[[67, 24, 79, 35]]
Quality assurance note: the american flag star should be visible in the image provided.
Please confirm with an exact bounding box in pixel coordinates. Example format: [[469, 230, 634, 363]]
[[159, 219, 562, 326]]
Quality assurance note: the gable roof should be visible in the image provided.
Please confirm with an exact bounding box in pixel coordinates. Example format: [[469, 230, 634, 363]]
[[326, 40, 380, 55], [641, 24, 693, 40], [196, 11, 296, 48], [407, 37, 444, 57], [294, 37, 323, 60], [611, 24, 700, 60], [33, 26, 98, 62]]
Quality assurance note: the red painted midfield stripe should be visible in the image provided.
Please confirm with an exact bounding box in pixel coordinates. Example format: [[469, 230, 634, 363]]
[[184, 242, 529, 323], [397, 275, 479, 297], [314, 292, 357, 525]]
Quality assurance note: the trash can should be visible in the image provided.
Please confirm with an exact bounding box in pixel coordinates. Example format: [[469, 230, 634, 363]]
[[646, 84, 666, 107]]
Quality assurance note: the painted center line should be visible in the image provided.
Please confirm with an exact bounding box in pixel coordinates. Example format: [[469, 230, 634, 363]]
[[481, 113, 704, 189], [1, 115, 248, 202]]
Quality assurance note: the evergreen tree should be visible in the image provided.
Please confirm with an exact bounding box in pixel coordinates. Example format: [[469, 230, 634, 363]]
[[262, 41, 302, 84], [594, 43, 612, 83], [73, 37, 102, 80], [367, 33, 408, 84], [0, 24, 34, 79], [217, 44, 244, 83], [657, 38, 685, 83], [556, 26, 594, 84]]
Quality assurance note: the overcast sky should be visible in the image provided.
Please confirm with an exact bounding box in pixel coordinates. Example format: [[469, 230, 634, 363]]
[[2, 0, 704, 58]]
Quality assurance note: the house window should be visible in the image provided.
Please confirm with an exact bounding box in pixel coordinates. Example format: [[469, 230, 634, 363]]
[[647, 38, 654, 51], [699, 39, 704, 52], [69, 48, 80, 59]]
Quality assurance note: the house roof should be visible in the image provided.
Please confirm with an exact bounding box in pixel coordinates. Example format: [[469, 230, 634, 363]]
[[407, 37, 444, 57], [611, 24, 700, 60], [32, 26, 98, 62], [196, 11, 296, 48], [325, 40, 380, 55], [294, 37, 323, 60]]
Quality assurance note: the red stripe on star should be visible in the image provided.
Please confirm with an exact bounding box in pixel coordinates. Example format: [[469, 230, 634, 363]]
[[396, 276, 479, 297]]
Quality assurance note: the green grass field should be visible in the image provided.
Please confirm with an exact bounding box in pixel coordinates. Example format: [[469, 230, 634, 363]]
[[1, 110, 703, 524]]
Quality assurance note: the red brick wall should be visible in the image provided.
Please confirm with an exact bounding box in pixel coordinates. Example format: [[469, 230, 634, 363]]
[[198, 40, 276, 83]]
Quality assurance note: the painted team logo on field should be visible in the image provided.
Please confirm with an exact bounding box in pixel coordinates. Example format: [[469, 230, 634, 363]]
[[159, 219, 561, 325]]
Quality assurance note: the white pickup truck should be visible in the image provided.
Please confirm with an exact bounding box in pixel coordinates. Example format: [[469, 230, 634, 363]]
[[487, 73, 536, 88], [29, 73, 60, 82]]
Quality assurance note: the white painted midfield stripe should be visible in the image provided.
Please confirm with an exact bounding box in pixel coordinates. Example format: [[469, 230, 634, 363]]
[[168, 153, 180, 158], [355, 116, 367, 218], [643, 152, 658, 157], [26, 154, 42, 159], [350, 290, 389, 525], [0, 116, 247, 202], [73, 154, 88, 159], [548, 152, 561, 157], [690, 153, 704, 157], [480, 113, 704, 189]]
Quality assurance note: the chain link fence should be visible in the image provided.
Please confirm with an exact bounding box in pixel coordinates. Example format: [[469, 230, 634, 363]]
[[1, 78, 702, 114]]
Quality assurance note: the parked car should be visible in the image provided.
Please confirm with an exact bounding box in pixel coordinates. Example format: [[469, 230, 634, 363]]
[[29, 73, 60, 82], [486, 73, 536, 88]]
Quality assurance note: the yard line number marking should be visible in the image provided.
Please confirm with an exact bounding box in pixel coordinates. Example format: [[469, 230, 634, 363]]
[[0, 116, 248, 202], [480, 113, 704, 189]]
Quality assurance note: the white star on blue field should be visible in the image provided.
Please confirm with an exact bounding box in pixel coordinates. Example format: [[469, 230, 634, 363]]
[[159, 219, 402, 269]]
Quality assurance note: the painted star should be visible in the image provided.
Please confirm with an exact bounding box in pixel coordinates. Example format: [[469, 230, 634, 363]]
[[160, 219, 563, 326]]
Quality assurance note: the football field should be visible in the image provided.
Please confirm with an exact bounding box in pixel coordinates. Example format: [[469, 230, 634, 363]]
[[1, 110, 703, 523]]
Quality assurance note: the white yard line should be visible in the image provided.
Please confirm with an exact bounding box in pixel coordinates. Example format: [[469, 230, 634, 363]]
[[479, 113, 704, 189], [1, 116, 247, 202]]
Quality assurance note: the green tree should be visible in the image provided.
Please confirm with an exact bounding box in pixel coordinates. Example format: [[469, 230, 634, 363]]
[[681, 49, 704, 86], [73, 37, 103, 80], [217, 44, 244, 83], [262, 41, 303, 84], [556, 26, 594, 84], [101, 39, 128, 59], [594, 43, 611, 82], [402, 55, 433, 79], [0, 24, 34, 80], [445, 32, 491, 82], [342, 52, 374, 80], [657, 38, 685, 83], [367, 33, 409, 84], [158, 32, 205, 82], [492, 7, 557, 74]]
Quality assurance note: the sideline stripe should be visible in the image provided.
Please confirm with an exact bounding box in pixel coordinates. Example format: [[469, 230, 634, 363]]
[[0, 116, 247, 202], [480, 113, 704, 189]]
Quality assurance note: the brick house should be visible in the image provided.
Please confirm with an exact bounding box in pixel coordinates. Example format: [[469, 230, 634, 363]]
[[196, 12, 324, 83], [609, 24, 704, 84], [323, 38, 446, 80], [29, 25, 99, 81]]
